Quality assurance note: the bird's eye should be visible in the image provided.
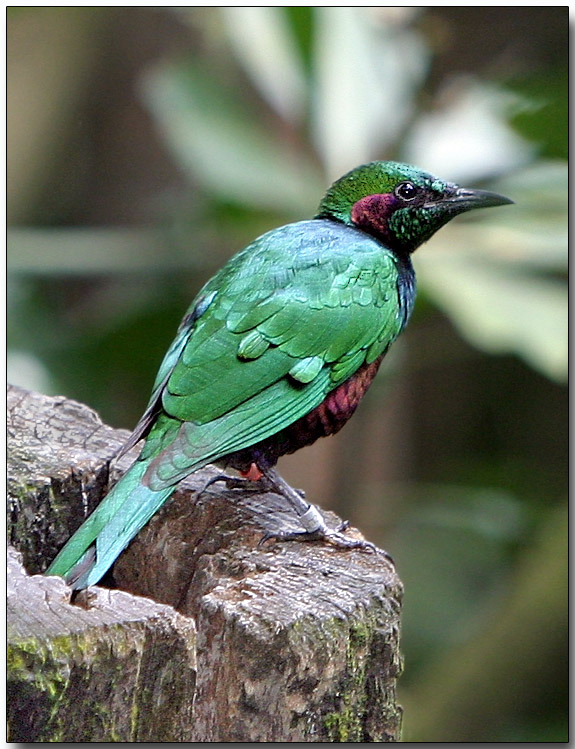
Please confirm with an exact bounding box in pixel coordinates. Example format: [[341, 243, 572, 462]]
[[395, 182, 419, 201]]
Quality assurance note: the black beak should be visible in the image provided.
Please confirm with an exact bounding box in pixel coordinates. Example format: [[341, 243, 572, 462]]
[[438, 186, 514, 215]]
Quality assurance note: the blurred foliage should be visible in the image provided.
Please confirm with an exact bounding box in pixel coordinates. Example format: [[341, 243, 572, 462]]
[[506, 70, 568, 160], [415, 162, 567, 383], [7, 7, 567, 743]]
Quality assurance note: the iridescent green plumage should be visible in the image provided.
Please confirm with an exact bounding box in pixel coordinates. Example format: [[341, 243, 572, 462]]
[[46, 161, 512, 588], [142, 220, 408, 488]]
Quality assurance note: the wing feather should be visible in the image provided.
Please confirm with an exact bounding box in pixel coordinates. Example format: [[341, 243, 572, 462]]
[[133, 220, 408, 483]]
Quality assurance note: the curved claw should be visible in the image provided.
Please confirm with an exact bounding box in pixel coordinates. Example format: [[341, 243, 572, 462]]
[[325, 531, 395, 564], [258, 528, 328, 547], [323, 530, 377, 552], [196, 472, 262, 498]]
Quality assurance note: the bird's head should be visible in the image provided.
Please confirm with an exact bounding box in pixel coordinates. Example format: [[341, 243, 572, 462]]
[[316, 161, 513, 254]]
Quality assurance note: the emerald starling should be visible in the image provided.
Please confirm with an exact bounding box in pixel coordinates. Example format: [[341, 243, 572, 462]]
[[46, 161, 512, 588]]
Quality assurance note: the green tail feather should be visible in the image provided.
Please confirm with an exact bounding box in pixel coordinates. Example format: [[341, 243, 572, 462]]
[[46, 459, 175, 589]]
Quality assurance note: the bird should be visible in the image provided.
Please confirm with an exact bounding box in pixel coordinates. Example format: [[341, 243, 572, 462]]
[[46, 161, 512, 589]]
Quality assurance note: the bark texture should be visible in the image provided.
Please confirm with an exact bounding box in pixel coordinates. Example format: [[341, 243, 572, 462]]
[[7, 384, 404, 742]]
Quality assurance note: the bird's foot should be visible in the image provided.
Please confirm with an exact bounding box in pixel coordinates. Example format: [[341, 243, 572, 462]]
[[258, 524, 380, 554], [328, 521, 394, 562], [255, 466, 389, 555], [195, 472, 262, 497]]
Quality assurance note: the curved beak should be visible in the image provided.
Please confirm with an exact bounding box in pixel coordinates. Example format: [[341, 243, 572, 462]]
[[450, 187, 514, 210], [435, 186, 514, 217]]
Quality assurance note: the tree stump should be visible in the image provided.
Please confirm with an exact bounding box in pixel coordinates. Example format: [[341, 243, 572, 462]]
[[7, 384, 404, 742]]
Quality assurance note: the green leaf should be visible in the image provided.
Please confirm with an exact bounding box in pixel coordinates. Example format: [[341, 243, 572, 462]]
[[414, 162, 567, 382], [220, 7, 307, 124], [141, 61, 323, 215], [312, 7, 427, 178], [418, 258, 567, 382], [403, 81, 535, 182]]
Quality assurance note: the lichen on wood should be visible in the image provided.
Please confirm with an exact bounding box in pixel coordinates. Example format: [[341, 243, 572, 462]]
[[7, 384, 404, 741], [7, 547, 197, 742]]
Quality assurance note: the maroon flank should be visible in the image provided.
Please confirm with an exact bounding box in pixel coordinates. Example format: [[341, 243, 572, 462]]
[[230, 354, 384, 473]]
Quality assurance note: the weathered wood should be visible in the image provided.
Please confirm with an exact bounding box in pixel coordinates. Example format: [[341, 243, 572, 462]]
[[7, 547, 197, 742], [7, 384, 404, 742]]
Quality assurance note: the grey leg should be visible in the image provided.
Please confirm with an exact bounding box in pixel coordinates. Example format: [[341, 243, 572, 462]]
[[259, 466, 379, 553]]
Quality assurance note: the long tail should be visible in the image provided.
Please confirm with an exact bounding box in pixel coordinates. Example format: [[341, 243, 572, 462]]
[[46, 458, 175, 589]]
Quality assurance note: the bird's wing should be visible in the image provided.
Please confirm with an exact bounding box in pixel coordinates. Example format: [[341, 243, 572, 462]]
[[117, 291, 217, 456], [140, 221, 406, 486]]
